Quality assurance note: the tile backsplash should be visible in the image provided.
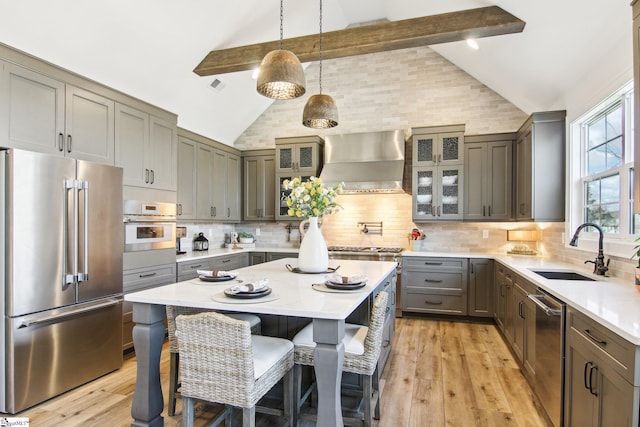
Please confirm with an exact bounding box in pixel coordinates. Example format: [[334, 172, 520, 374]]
[[179, 194, 637, 284]]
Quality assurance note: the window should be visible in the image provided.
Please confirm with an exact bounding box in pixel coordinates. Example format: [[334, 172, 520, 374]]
[[572, 82, 634, 242]]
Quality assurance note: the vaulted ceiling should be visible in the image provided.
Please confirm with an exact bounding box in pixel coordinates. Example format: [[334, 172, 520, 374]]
[[0, 0, 631, 146]]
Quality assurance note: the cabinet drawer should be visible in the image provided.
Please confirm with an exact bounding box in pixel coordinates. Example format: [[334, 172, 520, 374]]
[[177, 259, 212, 279], [405, 270, 465, 290], [124, 264, 177, 293], [211, 254, 248, 271], [568, 308, 637, 384], [403, 257, 466, 270], [404, 291, 465, 315]]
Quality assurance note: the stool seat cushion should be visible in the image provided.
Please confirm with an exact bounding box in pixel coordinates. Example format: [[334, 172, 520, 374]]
[[292, 322, 368, 356], [252, 335, 294, 379]]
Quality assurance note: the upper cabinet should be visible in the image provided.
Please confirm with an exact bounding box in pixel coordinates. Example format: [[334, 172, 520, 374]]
[[177, 128, 241, 223], [464, 133, 514, 221], [275, 136, 323, 174], [115, 103, 177, 192], [410, 125, 464, 222], [243, 150, 276, 221], [275, 136, 323, 221], [515, 111, 566, 221], [0, 61, 115, 165], [412, 126, 464, 167]]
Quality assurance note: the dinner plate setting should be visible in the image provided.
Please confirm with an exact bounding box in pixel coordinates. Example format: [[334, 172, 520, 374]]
[[223, 279, 271, 299], [322, 274, 368, 290], [197, 269, 237, 282]]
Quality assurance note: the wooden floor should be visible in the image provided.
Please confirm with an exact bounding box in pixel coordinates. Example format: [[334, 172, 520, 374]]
[[11, 317, 551, 426]]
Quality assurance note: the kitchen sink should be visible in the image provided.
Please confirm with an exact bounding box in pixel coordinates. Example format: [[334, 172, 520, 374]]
[[530, 270, 597, 281]]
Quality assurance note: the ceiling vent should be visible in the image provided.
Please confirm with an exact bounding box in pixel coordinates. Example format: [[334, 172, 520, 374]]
[[209, 78, 226, 91]]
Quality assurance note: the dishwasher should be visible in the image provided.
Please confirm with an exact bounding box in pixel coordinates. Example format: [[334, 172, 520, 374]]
[[528, 289, 565, 427]]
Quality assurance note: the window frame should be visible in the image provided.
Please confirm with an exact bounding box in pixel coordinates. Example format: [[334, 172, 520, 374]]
[[568, 81, 635, 257]]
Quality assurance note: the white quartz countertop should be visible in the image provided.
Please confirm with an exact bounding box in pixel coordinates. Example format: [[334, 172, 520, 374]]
[[126, 258, 397, 319], [404, 250, 640, 345], [177, 247, 298, 263]]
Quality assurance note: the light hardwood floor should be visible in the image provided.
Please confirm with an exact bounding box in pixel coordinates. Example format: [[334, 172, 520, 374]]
[[11, 318, 552, 426]]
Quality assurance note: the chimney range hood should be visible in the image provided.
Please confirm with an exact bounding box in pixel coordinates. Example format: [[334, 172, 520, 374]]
[[320, 130, 406, 194]]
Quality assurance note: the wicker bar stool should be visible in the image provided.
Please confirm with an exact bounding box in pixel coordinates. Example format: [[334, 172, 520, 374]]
[[292, 291, 388, 427], [166, 305, 261, 416], [175, 311, 294, 427]]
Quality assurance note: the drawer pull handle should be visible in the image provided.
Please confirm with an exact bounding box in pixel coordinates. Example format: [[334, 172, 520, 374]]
[[189, 264, 203, 269], [222, 259, 231, 263], [584, 329, 607, 346], [424, 279, 443, 283], [423, 262, 442, 266], [139, 272, 157, 278], [382, 339, 390, 348], [385, 306, 390, 313], [424, 299, 443, 305]]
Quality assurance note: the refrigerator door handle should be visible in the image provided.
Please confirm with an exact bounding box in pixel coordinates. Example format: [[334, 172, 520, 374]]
[[16, 298, 121, 329], [78, 180, 89, 282], [64, 179, 79, 287]]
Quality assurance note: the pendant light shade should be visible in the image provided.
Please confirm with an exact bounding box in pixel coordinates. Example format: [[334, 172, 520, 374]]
[[303, 0, 338, 128], [256, 0, 306, 100], [302, 94, 338, 128], [256, 50, 306, 99]]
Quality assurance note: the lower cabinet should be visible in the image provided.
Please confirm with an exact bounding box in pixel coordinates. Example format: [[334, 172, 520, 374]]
[[564, 307, 640, 427], [177, 253, 249, 282], [468, 258, 493, 317], [402, 257, 468, 315], [511, 276, 536, 380], [248, 252, 266, 265], [122, 263, 176, 351], [267, 252, 298, 262]]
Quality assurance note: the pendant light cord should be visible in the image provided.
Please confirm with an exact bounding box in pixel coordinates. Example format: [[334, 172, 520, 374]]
[[279, 0, 284, 50], [319, 0, 323, 95]]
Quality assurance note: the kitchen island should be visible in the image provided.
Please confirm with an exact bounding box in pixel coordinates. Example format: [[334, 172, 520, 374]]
[[125, 257, 397, 427]]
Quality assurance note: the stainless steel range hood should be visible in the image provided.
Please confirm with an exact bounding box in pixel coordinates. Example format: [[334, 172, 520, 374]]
[[320, 130, 406, 193]]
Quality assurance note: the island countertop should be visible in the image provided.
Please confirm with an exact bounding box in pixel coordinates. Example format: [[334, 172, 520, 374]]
[[126, 258, 397, 319]]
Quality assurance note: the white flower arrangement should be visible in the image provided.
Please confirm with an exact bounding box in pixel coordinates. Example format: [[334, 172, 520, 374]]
[[282, 176, 343, 219]]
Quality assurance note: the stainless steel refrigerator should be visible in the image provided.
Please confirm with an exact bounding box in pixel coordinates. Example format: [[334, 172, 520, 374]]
[[0, 149, 124, 414]]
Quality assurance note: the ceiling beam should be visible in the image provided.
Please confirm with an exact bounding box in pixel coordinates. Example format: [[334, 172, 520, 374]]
[[194, 6, 525, 77]]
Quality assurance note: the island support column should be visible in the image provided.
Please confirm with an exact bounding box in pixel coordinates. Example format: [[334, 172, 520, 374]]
[[312, 318, 345, 427], [131, 303, 166, 427]]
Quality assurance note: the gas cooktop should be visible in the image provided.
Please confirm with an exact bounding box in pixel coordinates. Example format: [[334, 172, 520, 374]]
[[327, 246, 404, 254]]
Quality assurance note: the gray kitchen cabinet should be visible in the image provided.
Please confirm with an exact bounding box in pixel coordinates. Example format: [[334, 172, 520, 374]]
[[410, 125, 465, 222], [564, 307, 640, 427], [211, 149, 241, 221], [275, 135, 323, 174], [177, 254, 249, 282], [511, 276, 536, 380], [276, 172, 314, 221], [376, 271, 396, 373], [210, 253, 248, 271], [177, 135, 197, 219], [248, 252, 266, 265], [412, 165, 463, 221], [122, 263, 176, 351], [468, 258, 494, 317], [464, 134, 514, 221], [266, 252, 298, 262], [494, 264, 514, 342], [177, 258, 213, 282], [515, 111, 566, 221], [115, 103, 177, 191], [243, 150, 276, 221], [401, 257, 468, 315], [411, 125, 464, 167], [0, 61, 115, 165], [190, 131, 242, 222]]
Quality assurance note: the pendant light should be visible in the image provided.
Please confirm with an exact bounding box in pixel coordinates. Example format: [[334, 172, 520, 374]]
[[256, 0, 306, 99], [302, 0, 338, 128]]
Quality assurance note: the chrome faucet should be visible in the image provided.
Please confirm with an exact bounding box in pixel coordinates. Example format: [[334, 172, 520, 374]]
[[569, 223, 609, 276]]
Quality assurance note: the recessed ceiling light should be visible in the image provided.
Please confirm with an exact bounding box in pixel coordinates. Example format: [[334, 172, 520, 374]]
[[466, 38, 479, 50]]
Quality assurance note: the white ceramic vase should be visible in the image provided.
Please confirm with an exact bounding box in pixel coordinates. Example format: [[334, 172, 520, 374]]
[[298, 217, 328, 273]]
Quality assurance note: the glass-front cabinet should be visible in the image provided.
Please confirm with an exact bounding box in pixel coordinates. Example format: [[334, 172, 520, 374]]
[[275, 135, 323, 174], [411, 125, 464, 221], [412, 128, 464, 167], [276, 174, 313, 221], [413, 166, 463, 221]]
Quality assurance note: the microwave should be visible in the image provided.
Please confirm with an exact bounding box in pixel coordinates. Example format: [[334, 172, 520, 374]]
[[123, 200, 176, 252]]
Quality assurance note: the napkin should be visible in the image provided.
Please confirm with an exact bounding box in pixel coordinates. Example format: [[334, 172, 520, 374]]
[[197, 269, 237, 278], [228, 278, 269, 294]]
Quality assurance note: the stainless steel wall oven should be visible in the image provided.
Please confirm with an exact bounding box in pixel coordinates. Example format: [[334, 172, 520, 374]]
[[123, 200, 176, 252]]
